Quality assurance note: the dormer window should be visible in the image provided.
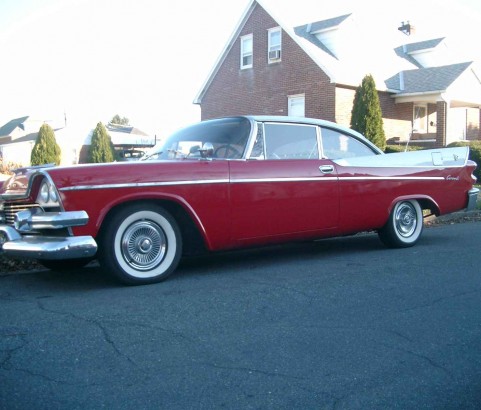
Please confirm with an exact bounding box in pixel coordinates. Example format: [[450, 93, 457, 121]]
[[268, 27, 281, 63], [241, 34, 253, 69]]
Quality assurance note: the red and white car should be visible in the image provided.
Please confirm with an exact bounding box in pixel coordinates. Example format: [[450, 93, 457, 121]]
[[0, 116, 478, 284]]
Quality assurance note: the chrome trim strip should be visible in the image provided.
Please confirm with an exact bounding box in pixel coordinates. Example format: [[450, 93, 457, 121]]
[[59, 179, 230, 192], [232, 177, 338, 183], [59, 176, 447, 191], [339, 176, 445, 181]]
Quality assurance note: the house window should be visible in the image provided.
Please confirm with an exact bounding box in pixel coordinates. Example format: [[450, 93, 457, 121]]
[[413, 104, 427, 133], [288, 94, 305, 117], [240, 34, 253, 69], [268, 27, 281, 62]]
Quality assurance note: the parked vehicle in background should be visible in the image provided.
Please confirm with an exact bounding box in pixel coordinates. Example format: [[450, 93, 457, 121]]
[[117, 149, 145, 161], [0, 116, 478, 284]]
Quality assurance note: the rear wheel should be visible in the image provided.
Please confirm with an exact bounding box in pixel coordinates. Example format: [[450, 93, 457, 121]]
[[98, 204, 182, 285], [378, 200, 423, 248]]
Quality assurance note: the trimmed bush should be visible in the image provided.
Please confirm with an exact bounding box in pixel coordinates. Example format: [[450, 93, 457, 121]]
[[30, 123, 61, 166], [88, 122, 116, 163], [350, 74, 386, 151]]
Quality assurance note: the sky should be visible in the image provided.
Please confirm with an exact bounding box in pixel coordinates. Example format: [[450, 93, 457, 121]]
[[1, 0, 481, 138]]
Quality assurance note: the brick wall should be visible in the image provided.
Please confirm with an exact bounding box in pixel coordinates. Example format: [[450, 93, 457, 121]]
[[334, 86, 355, 127], [200, 3, 335, 121], [199, 2, 480, 147]]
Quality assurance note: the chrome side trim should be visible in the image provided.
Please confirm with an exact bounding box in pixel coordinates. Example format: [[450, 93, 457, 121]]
[[232, 177, 338, 183], [339, 176, 445, 181], [59, 179, 230, 192], [232, 176, 444, 183], [57, 176, 448, 191]]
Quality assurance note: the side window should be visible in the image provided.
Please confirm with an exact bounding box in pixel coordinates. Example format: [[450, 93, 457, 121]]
[[264, 123, 318, 159], [249, 126, 265, 159], [320, 127, 377, 159]]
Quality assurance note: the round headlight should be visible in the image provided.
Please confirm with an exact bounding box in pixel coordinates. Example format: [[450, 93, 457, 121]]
[[49, 184, 58, 203], [39, 182, 50, 203]]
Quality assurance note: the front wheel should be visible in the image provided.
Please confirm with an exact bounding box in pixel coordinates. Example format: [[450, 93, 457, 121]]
[[98, 204, 182, 285], [378, 200, 423, 248]]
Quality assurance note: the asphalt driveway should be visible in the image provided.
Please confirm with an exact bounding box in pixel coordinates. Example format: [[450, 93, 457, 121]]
[[1, 222, 481, 409]]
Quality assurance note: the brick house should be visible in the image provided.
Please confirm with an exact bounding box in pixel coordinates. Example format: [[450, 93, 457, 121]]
[[194, 0, 481, 147]]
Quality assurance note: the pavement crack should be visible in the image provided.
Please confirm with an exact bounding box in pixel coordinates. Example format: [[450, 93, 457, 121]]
[[36, 300, 137, 366], [196, 361, 306, 381], [399, 288, 481, 313], [379, 343, 453, 379]]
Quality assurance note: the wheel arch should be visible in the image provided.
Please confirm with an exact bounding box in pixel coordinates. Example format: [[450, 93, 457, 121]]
[[97, 198, 209, 256], [386, 195, 440, 220]]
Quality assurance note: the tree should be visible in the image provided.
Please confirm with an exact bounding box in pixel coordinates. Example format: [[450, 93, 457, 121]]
[[350, 74, 386, 150], [30, 123, 61, 166], [88, 122, 116, 163], [110, 114, 130, 126]]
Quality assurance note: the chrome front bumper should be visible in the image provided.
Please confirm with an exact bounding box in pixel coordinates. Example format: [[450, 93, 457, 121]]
[[0, 209, 97, 260], [467, 188, 480, 211]]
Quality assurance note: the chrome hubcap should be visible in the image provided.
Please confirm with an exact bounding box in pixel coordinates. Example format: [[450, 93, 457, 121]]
[[394, 202, 417, 238], [121, 221, 167, 270]]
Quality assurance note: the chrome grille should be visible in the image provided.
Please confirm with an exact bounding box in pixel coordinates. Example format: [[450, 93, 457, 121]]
[[3, 203, 41, 226]]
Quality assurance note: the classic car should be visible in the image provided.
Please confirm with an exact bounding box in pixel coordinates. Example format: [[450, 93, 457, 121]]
[[0, 116, 478, 284]]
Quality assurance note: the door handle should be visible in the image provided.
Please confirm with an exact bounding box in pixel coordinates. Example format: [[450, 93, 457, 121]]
[[319, 165, 334, 174]]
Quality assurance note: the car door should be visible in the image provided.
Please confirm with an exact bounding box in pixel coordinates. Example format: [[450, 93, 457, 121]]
[[229, 122, 339, 245]]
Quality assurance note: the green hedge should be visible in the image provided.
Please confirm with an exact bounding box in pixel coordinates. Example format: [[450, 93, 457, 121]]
[[447, 141, 481, 181], [384, 145, 423, 153]]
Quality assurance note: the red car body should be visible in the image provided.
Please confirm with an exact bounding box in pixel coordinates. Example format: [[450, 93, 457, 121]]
[[0, 116, 478, 284]]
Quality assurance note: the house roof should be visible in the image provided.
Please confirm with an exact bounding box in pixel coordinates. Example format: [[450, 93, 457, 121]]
[[194, 0, 480, 104], [105, 124, 155, 146], [0, 116, 29, 138], [385, 61, 473, 94], [402, 37, 445, 54], [294, 22, 341, 59], [107, 124, 149, 136], [394, 38, 446, 68], [308, 14, 351, 33]]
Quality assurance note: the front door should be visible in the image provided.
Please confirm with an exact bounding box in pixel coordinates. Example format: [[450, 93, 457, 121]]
[[229, 122, 339, 245]]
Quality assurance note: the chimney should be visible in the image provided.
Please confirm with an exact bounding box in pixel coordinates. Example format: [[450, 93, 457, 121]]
[[398, 21, 415, 36]]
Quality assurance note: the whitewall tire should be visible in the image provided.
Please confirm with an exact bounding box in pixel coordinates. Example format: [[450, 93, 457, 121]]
[[378, 200, 423, 248], [99, 204, 182, 285]]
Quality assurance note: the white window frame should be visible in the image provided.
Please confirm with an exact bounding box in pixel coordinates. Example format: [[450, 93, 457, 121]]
[[288, 94, 305, 117], [413, 104, 428, 133], [240, 34, 253, 69], [268, 27, 281, 63]]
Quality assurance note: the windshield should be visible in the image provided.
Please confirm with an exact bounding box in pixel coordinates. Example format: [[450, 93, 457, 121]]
[[143, 117, 252, 160]]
